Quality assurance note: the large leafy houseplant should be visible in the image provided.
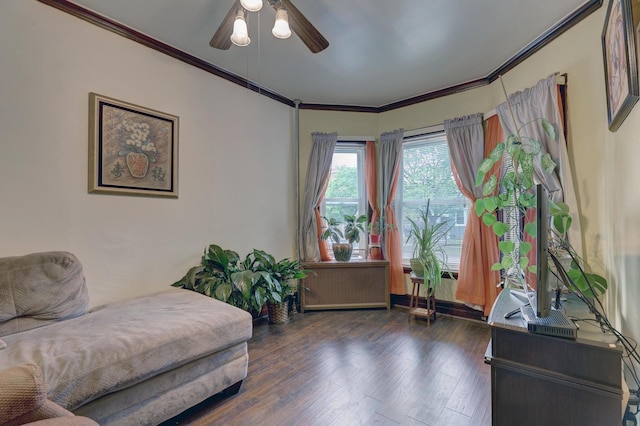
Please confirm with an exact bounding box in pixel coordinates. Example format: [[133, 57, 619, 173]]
[[250, 249, 308, 304], [473, 115, 607, 299], [172, 244, 264, 316], [405, 200, 453, 293], [249, 249, 310, 324]]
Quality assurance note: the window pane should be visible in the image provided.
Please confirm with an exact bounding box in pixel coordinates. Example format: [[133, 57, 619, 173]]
[[397, 134, 468, 271], [321, 144, 367, 259]]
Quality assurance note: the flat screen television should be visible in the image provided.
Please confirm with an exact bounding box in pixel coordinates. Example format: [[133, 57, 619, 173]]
[[516, 184, 577, 338], [504, 184, 577, 338], [531, 183, 550, 318]]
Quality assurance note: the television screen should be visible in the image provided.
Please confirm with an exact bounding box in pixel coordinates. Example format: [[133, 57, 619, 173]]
[[524, 184, 550, 318]]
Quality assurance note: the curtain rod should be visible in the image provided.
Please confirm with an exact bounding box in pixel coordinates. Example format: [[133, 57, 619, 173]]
[[403, 73, 567, 136], [337, 136, 375, 141]]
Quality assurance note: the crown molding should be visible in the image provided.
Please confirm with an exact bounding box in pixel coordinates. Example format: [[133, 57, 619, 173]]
[[38, 0, 602, 113]]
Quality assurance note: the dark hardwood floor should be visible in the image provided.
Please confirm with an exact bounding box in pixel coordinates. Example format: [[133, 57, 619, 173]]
[[162, 308, 492, 426]]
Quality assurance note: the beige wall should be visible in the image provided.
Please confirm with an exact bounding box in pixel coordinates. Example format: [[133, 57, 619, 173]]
[[0, 2, 296, 306]]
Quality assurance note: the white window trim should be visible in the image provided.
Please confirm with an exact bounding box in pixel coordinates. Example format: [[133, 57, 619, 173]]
[[320, 140, 369, 258], [396, 130, 466, 272]]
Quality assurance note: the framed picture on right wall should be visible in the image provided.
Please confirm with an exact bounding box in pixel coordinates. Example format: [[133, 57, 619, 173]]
[[602, 0, 639, 132]]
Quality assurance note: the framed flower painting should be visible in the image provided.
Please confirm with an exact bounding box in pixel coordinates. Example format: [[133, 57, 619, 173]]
[[89, 93, 179, 197], [602, 0, 639, 132]]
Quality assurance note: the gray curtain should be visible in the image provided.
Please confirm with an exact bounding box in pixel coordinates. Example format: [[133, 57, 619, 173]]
[[379, 129, 404, 259], [379, 129, 405, 294], [444, 113, 489, 311], [496, 73, 582, 255], [444, 113, 485, 198], [299, 132, 338, 261]]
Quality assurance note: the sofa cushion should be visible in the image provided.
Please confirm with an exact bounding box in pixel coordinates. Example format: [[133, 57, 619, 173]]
[[0, 252, 89, 337], [0, 288, 253, 411]]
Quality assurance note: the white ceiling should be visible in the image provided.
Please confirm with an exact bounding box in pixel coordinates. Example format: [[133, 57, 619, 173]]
[[66, 0, 595, 108]]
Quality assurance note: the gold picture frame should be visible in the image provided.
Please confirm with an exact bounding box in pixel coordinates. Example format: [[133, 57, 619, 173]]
[[602, 0, 639, 132], [89, 93, 179, 197]]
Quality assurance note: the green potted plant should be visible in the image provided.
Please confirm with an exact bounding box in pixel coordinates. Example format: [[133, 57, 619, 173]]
[[405, 200, 453, 292], [172, 244, 265, 316], [474, 112, 607, 298], [368, 216, 395, 245], [368, 220, 382, 245], [321, 214, 367, 261], [250, 249, 309, 324]]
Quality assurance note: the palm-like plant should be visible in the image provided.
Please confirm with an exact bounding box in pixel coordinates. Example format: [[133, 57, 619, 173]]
[[405, 201, 453, 292]]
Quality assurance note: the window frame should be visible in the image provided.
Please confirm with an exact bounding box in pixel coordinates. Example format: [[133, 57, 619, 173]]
[[394, 130, 468, 272], [320, 141, 368, 258]]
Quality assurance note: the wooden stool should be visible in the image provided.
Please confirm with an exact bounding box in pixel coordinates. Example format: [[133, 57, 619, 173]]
[[408, 273, 436, 326]]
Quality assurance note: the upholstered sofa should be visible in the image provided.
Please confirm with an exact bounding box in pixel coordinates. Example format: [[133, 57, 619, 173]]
[[0, 251, 253, 425]]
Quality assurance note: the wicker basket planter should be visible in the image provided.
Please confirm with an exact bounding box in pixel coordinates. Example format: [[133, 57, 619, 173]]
[[267, 301, 289, 324]]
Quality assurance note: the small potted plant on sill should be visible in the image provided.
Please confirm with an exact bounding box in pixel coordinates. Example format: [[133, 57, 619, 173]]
[[368, 220, 382, 245], [321, 214, 367, 261], [368, 216, 396, 245]]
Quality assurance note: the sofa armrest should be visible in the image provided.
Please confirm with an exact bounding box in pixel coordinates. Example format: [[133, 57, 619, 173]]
[[0, 364, 73, 425]]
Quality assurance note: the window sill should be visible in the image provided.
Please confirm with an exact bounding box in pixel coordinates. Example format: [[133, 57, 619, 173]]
[[401, 265, 458, 280]]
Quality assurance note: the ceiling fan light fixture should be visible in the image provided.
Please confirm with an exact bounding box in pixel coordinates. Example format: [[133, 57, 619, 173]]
[[240, 0, 263, 12], [230, 9, 250, 46], [272, 8, 291, 39]]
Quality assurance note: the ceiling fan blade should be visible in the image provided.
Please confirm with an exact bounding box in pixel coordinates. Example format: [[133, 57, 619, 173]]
[[280, 0, 329, 53], [210, 0, 241, 50]]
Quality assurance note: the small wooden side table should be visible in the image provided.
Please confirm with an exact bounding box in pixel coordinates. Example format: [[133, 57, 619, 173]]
[[408, 273, 436, 326]]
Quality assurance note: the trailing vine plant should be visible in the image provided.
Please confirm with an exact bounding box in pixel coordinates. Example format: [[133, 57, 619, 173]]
[[473, 81, 606, 298], [474, 80, 640, 397]]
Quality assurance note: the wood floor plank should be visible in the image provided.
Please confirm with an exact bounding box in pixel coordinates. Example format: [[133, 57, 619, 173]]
[[161, 308, 491, 426]]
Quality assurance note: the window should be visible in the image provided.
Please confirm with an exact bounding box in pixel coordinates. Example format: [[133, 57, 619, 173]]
[[395, 132, 468, 271], [321, 142, 367, 258]]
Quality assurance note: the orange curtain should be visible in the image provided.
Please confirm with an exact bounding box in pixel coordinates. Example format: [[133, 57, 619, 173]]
[[385, 166, 405, 294], [453, 115, 503, 315]]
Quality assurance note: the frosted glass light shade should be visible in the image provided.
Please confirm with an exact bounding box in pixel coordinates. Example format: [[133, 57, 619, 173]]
[[240, 0, 263, 12], [230, 12, 250, 46], [272, 8, 291, 39]]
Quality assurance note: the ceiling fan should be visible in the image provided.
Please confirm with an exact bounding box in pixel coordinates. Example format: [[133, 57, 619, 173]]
[[209, 0, 329, 54]]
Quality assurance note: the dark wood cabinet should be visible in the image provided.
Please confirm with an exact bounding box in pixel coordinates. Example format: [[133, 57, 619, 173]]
[[485, 289, 624, 426], [300, 260, 389, 312]]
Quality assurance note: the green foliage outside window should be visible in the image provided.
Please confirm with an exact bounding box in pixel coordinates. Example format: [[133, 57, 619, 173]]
[[324, 165, 360, 221]]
